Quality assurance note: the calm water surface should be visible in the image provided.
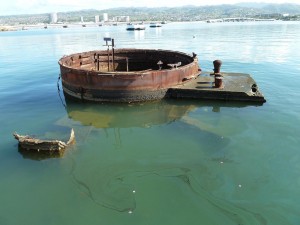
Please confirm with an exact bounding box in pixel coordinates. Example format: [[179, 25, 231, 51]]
[[0, 21, 300, 225]]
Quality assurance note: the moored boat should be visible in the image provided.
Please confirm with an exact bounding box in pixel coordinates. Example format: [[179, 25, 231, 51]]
[[126, 23, 146, 31], [150, 22, 162, 28]]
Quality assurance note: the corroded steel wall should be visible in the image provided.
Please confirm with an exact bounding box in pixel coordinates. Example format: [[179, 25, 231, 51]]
[[59, 48, 201, 102]]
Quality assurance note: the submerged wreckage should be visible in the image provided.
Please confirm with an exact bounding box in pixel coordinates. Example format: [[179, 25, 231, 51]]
[[58, 38, 265, 103], [58, 47, 200, 102], [13, 129, 75, 158], [13, 39, 266, 156]]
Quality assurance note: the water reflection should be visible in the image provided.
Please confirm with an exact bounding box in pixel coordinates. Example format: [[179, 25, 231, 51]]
[[134, 30, 145, 40], [64, 99, 196, 129], [61, 94, 263, 130], [18, 148, 64, 161], [62, 100, 260, 219], [154, 27, 162, 36]]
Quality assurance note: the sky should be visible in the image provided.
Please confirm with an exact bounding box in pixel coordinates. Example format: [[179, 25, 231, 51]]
[[0, 0, 299, 16]]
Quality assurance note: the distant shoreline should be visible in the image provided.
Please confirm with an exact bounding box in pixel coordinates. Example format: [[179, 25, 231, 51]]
[[1, 4, 300, 26], [1, 19, 299, 32], [0, 26, 17, 31]]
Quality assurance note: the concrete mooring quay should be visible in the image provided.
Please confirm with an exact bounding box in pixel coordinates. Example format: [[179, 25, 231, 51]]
[[168, 72, 266, 103]]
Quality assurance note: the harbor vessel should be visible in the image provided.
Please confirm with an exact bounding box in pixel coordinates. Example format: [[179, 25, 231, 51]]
[[150, 23, 162, 27], [126, 23, 146, 30]]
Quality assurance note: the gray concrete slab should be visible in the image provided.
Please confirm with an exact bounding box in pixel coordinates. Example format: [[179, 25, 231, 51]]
[[168, 72, 266, 103]]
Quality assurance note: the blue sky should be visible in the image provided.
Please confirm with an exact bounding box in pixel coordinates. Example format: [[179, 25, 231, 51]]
[[0, 0, 299, 16]]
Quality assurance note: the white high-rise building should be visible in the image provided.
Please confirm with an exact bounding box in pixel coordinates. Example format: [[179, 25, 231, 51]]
[[51, 12, 58, 23], [95, 15, 100, 23], [113, 16, 130, 22], [80, 16, 84, 23], [103, 13, 108, 22]]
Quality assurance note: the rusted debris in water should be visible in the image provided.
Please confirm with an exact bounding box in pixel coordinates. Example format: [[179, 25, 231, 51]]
[[13, 129, 75, 153], [58, 39, 265, 103], [58, 47, 200, 102]]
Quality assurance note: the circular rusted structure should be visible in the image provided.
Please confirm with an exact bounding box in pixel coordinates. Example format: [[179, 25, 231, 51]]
[[58, 48, 200, 102]]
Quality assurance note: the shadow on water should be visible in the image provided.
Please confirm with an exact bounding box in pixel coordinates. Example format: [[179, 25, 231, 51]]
[[18, 147, 65, 161], [59, 97, 257, 157], [18, 86, 261, 161], [56, 74, 263, 129], [64, 99, 195, 128], [62, 97, 262, 129], [46, 90, 269, 215], [18, 89, 264, 213]]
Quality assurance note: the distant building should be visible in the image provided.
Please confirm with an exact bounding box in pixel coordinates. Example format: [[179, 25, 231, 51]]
[[95, 15, 100, 23], [282, 13, 289, 17], [103, 13, 108, 22], [80, 16, 84, 23], [51, 12, 58, 23], [113, 16, 130, 22]]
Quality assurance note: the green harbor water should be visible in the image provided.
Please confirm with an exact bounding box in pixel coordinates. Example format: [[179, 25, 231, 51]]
[[0, 21, 300, 225]]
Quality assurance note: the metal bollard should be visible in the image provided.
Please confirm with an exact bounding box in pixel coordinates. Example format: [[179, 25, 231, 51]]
[[213, 60, 222, 74], [214, 74, 223, 88], [211, 60, 224, 88]]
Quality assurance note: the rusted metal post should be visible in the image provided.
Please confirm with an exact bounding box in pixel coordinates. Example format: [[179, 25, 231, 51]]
[[112, 39, 115, 71], [214, 74, 223, 88], [94, 53, 97, 70], [212, 60, 223, 88], [107, 46, 110, 72], [210, 59, 223, 88], [126, 57, 129, 72], [213, 60, 222, 74], [97, 54, 100, 71], [103, 38, 115, 72]]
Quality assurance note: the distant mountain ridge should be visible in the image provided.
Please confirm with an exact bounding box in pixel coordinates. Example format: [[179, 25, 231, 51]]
[[1, 3, 300, 25], [236, 3, 300, 14]]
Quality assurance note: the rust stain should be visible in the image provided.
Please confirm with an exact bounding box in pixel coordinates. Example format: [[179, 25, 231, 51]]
[[59, 48, 201, 102]]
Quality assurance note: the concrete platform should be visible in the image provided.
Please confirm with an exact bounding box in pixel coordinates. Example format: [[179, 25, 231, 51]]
[[168, 72, 266, 103]]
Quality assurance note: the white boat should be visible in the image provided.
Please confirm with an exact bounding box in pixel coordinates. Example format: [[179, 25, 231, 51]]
[[149, 23, 162, 28], [206, 19, 223, 23], [126, 23, 146, 31]]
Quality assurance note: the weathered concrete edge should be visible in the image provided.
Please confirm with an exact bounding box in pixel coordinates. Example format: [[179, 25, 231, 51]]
[[167, 88, 266, 103]]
